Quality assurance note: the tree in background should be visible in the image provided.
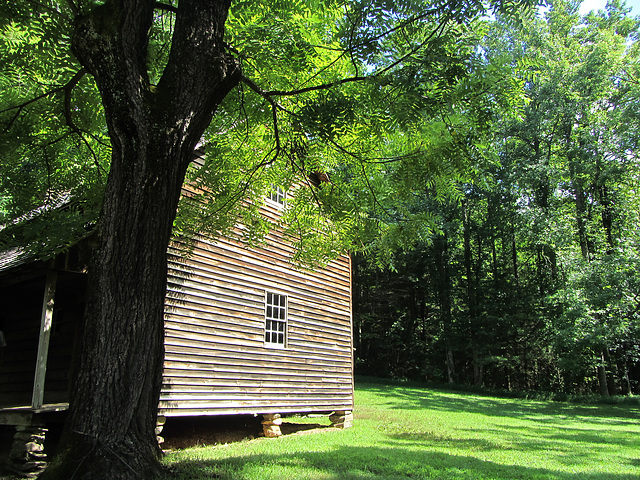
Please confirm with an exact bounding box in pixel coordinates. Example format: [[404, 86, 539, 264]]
[[354, 0, 640, 396], [500, 0, 640, 395]]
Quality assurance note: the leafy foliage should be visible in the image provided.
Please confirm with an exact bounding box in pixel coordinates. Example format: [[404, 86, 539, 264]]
[[0, 4, 108, 254], [354, 0, 640, 396]]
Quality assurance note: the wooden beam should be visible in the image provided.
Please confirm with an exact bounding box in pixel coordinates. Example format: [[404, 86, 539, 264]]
[[31, 270, 57, 409], [0, 410, 35, 427]]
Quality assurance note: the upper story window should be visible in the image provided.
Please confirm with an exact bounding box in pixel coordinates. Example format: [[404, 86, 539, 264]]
[[265, 292, 287, 347], [268, 185, 286, 206]]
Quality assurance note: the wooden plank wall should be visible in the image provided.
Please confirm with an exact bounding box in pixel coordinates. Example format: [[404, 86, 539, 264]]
[[0, 271, 85, 408], [42, 274, 86, 405], [0, 279, 42, 407], [160, 199, 354, 416]]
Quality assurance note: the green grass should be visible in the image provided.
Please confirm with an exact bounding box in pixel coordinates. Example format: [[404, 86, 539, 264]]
[[163, 381, 640, 479]]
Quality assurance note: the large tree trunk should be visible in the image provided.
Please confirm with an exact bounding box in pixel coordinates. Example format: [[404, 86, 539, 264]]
[[565, 124, 591, 261], [45, 141, 187, 479], [434, 234, 456, 384], [40, 1, 240, 478], [462, 200, 482, 387], [597, 351, 610, 397]]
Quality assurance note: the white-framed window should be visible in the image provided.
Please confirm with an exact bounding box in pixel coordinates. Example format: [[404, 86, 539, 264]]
[[265, 292, 287, 347], [268, 185, 286, 206]]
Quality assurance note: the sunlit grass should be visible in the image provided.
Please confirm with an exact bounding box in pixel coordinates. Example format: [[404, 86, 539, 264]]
[[163, 381, 640, 479]]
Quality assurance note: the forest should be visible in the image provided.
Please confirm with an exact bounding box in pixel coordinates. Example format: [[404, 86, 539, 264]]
[[354, 0, 640, 397]]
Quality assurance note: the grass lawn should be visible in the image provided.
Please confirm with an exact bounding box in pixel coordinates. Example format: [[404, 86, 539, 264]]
[[163, 380, 640, 479]]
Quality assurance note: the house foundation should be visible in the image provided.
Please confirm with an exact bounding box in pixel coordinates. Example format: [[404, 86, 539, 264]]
[[261, 413, 283, 437], [156, 415, 166, 446], [0, 406, 66, 478], [7, 425, 48, 478], [330, 410, 353, 429]]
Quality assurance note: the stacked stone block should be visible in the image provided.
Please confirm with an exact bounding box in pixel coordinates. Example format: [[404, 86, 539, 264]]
[[8, 426, 48, 478]]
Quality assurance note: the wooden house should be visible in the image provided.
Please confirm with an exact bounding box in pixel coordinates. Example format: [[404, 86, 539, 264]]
[[0, 178, 354, 474]]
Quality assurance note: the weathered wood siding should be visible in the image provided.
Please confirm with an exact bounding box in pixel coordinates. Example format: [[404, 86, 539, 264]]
[[0, 278, 41, 407], [42, 273, 85, 405], [0, 270, 83, 408], [0, 178, 353, 416], [160, 199, 353, 416]]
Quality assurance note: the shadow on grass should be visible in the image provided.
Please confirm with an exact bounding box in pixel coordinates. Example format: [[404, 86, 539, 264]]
[[386, 426, 636, 465], [358, 382, 640, 427], [473, 422, 640, 450], [163, 384, 640, 479], [280, 422, 332, 435], [164, 444, 640, 480]]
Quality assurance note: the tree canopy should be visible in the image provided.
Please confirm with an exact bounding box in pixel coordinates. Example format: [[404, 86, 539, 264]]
[[354, 0, 640, 397], [1, 0, 531, 262]]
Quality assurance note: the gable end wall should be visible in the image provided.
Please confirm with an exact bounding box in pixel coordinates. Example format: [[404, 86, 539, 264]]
[[160, 202, 354, 416]]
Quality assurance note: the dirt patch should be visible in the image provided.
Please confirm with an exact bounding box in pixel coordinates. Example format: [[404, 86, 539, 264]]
[[161, 414, 332, 450], [161, 415, 262, 450]]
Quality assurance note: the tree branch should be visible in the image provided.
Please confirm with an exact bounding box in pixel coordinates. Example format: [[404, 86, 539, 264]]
[[351, 8, 441, 52], [326, 137, 395, 219], [63, 68, 87, 133], [240, 75, 283, 159], [2, 89, 61, 132], [263, 76, 369, 97], [65, 0, 80, 17], [61, 68, 108, 175], [19, 0, 74, 21], [155, 2, 177, 14], [157, 0, 241, 133], [2, 69, 88, 133], [241, 13, 451, 100]]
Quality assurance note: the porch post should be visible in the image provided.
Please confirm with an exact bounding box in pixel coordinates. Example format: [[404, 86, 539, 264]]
[[31, 269, 57, 409]]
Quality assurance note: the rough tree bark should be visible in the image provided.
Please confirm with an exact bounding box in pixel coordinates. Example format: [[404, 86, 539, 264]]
[[39, 1, 241, 478]]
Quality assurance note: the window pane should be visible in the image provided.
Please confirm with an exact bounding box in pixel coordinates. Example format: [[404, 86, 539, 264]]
[[265, 292, 286, 345], [269, 186, 285, 205]]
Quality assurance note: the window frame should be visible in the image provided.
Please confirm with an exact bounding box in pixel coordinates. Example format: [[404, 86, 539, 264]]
[[267, 185, 286, 207], [264, 291, 287, 348]]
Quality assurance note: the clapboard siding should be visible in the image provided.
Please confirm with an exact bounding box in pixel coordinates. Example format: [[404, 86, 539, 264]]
[[166, 262, 350, 318], [160, 198, 353, 416], [164, 304, 351, 341], [162, 369, 352, 385], [168, 246, 350, 301], [164, 339, 353, 368]]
